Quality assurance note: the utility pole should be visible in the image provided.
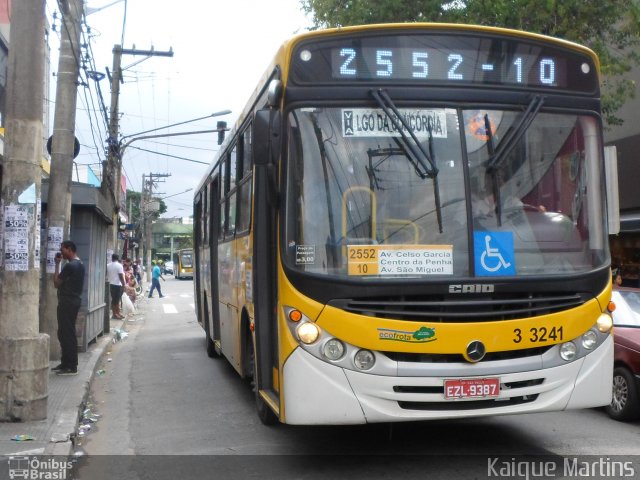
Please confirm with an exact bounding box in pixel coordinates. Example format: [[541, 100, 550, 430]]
[[0, 0, 49, 421], [142, 173, 169, 280], [101, 46, 173, 262], [41, 0, 84, 362]]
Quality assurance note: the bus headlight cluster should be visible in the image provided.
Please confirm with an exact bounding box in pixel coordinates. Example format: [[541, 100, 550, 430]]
[[284, 306, 383, 374], [296, 322, 320, 345], [322, 339, 345, 361], [596, 313, 613, 333], [560, 342, 577, 361], [354, 349, 375, 370], [581, 330, 598, 350]]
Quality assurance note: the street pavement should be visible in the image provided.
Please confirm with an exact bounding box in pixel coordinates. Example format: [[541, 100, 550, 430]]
[[0, 299, 140, 457]]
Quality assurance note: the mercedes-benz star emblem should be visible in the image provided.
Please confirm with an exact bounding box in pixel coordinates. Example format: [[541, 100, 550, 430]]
[[465, 340, 486, 362]]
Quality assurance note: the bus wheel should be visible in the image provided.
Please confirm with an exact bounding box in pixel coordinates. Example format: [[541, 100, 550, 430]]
[[203, 311, 220, 359], [249, 338, 278, 425], [606, 367, 640, 421], [206, 334, 218, 358]]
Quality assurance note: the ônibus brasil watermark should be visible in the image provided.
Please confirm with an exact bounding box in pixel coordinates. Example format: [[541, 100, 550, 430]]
[[8, 456, 72, 480]]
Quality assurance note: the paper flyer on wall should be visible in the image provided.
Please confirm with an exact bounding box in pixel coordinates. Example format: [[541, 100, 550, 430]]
[[34, 199, 41, 269], [4, 204, 30, 271], [46, 226, 64, 273]]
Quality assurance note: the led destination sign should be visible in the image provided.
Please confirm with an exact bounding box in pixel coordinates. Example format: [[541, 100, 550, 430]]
[[333, 46, 563, 87], [291, 31, 598, 93]]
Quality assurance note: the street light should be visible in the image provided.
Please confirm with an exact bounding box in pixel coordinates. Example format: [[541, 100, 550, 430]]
[[85, 0, 124, 16], [159, 188, 193, 201], [121, 110, 232, 141], [116, 111, 229, 282]]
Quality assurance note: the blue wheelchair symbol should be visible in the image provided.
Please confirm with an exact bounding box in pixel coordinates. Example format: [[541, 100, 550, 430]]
[[474, 231, 516, 276]]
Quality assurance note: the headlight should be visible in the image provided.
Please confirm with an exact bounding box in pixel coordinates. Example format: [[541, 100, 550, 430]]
[[354, 349, 375, 370], [297, 322, 320, 344], [322, 339, 345, 361], [560, 342, 577, 361], [596, 313, 613, 333], [581, 330, 598, 350]]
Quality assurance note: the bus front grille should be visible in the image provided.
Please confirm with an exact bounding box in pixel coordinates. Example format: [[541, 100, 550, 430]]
[[384, 346, 552, 363], [329, 292, 588, 322], [398, 395, 539, 411]]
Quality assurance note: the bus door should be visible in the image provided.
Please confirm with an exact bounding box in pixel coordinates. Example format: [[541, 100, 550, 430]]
[[208, 178, 221, 349], [252, 108, 280, 405], [194, 194, 204, 329], [218, 174, 243, 372]]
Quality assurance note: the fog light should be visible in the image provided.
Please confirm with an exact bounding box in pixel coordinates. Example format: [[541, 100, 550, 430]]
[[354, 349, 375, 370], [560, 342, 577, 361], [323, 339, 345, 361], [582, 330, 597, 350], [297, 322, 320, 344], [596, 313, 613, 333]]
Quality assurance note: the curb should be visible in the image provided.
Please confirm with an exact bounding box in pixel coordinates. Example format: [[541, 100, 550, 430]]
[[43, 319, 124, 456]]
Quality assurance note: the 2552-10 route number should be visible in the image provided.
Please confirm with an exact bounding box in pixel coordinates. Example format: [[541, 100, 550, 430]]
[[513, 326, 564, 344]]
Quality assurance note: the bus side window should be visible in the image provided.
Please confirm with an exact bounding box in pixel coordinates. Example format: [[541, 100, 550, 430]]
[[219, 162, 226, 240], [237, 126, 253, 234], [225, 146, 237, 238], [202, 183, 208, 244], [243, 126, 252, 177]]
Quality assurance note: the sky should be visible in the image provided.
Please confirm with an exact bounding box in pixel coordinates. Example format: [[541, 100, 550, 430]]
[[48, 0, 311, 219]]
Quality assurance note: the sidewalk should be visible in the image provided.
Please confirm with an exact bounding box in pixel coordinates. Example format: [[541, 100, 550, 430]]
[[0, 315, 128, 457]]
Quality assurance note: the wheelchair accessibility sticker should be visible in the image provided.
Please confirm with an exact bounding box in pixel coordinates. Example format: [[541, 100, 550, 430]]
[[474, 231, 515, 276]]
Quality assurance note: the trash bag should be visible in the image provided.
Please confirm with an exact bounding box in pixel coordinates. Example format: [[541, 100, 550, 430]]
[[122, 293, 136, 316]]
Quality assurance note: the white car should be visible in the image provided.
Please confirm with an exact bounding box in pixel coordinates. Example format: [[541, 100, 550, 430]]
[[163, 261, 174, 275]]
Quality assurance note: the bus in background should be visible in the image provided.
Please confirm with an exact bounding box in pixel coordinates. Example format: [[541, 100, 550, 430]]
[[173, 249, 194, 280], [193, 23, 615, 425]]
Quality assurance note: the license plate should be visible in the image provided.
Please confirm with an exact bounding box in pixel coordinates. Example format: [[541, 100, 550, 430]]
[[444, 378, 500, 399]]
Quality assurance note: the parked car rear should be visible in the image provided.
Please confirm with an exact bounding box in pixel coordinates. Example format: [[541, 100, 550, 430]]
[[607, 289, 640, 421]]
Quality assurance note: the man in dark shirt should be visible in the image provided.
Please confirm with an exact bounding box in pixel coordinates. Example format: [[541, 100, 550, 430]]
[[52, 240, 85, 376]]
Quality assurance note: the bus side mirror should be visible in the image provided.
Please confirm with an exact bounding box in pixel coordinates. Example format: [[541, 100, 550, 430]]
[[253, 109, 281, 166]]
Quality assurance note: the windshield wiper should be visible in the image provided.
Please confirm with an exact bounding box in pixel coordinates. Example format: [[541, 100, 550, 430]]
[[484, 95, 545, 226], [371, 88, 443, 232]]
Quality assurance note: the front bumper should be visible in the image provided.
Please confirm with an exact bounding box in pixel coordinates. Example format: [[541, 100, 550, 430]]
[[282, 335, 613, 425]]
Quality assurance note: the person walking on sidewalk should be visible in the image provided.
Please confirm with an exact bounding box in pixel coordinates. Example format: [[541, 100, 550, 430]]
[[107, 254, 126, 319], [52, 240, 85, 376], [148, 261, 165, 298]]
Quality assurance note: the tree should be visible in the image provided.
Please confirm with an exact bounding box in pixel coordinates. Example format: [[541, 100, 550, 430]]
[[301, 0, 640, 126]]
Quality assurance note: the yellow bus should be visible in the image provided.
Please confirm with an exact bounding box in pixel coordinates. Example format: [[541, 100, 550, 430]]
[[173, 248, 194, 280], [193, 23, 614, 425]]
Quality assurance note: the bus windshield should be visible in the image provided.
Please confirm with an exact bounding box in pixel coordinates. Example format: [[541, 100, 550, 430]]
[[180, 251, 193, 268], [284, 105, 608, 278]]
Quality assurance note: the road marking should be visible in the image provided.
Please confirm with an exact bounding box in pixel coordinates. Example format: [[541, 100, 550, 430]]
[[190, 303, 195, 310], [163, 304, 178, 314], [180, 294, 192, 298]]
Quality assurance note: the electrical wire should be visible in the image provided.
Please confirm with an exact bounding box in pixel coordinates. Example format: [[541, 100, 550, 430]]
[[120, 0, 128, 46], [128, 145, 210, 165]]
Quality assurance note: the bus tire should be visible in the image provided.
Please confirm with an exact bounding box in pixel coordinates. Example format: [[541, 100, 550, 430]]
[[203, 303, 221, 359], [606, 366, 640, 421], [249, 337, 278, 425], [206, 333, 218, 358]]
